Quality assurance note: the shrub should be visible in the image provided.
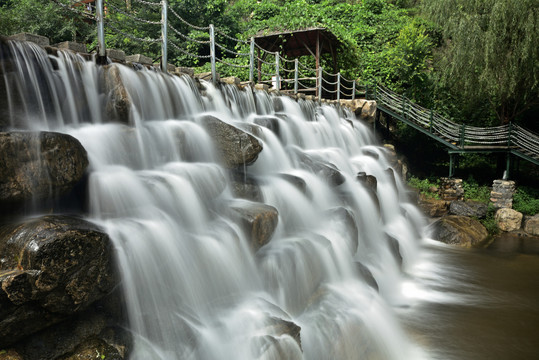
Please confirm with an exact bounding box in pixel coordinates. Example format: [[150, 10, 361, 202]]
[[462, 177, 491, 203], [513, 186, 539, 216], [407, 176, 439, 198]]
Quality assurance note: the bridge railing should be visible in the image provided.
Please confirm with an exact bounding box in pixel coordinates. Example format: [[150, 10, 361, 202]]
[[370, 84, 539, 162]]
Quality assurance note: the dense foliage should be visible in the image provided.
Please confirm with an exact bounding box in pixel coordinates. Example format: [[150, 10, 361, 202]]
[[1, 0, 537, 181]]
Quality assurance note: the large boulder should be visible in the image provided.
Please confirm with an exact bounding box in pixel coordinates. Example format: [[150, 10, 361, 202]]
[[10, 310, 127, 360], [0, 216, 117, 347], [449, 200, 488, 219], [199, 115, 263, 168], [495, 208, 523, 232], [418, 195, 449, 218], [429, 215, 489, 247], [229, 200, 279, 251], [0, 131, 88, 206], [524, 214, 539, 236]]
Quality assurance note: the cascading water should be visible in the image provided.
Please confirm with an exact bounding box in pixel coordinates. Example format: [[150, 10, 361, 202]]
[[1, 40, 429, 359]]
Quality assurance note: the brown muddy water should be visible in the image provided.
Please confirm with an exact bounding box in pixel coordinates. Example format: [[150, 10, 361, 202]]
[[399, 235, 539, 360]]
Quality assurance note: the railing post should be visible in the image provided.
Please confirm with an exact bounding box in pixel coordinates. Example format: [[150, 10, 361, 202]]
[[429, 109, 434, 133], [209, 24, 216, 84], [274, 52, 280, 90], [160, 0, 168, 73], [249, 37, 255, 83], [351, 80, 356, 101], [317, 67, 322, 102], [460, 124, 466, 148], [294, 59, 299, 94], [507, 122, 513, 147], [96, 0, 106, 63], [336, 73, 341, 102]]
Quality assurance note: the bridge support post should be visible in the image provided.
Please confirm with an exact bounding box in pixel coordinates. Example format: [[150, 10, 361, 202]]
[[160, 0, 168, 73], [504, 153, 512, 180], [96, 0, 106, 64], [449, 153, 456, 178]]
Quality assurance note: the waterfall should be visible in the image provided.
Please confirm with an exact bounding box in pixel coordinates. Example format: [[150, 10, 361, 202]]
[[1, 40, 428, 359]]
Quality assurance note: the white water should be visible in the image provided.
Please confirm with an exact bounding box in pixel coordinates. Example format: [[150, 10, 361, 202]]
[[1, 41, 430, 359]]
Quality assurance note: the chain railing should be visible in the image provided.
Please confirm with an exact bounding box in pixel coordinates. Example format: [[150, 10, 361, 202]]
[[370, 84, 539, 162], [50, 0, 361, 98]]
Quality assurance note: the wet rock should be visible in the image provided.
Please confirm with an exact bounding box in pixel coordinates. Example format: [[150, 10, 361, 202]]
[[250, 316, 302, 359], [324, 207, 359, 254], [418, 195, 449, 218], [199, 115, 263, 168], [295, 151, 345, 187], [57, 338, 123, 360], [103, 65, 131, 124], [352, 99, 377, 123], [278, 173, 307, 195], [253, 116, 281, 138], [355, 262, 378, 291], [495, 208, 523, 232], [11, 309, 128, 360], [229, 200, 279, 251], [356, 172, 377, 192], [0, 215, 117, 347], [524, 214, 539, 236], [386, 234, 403, 266], [429, 215, 489, 247], [0, 131, 88, 207], [0, 349, 23, 360], [449, 200, 488, 219]]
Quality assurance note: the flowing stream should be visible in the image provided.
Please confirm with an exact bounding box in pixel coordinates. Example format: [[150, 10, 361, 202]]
[[1, 40, 538, 360]]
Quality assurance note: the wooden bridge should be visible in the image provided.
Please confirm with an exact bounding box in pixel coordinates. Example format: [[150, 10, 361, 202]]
[[367, 85, 539, 178]]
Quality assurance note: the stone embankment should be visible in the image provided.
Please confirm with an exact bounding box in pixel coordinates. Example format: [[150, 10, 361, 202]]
[[415, 178, 539, 249]]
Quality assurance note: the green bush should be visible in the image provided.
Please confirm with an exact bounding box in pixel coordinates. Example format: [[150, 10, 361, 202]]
[[462, 177, 491, 203], [407, 176, 439, 198], [480, 204, 499, 236], [513, 186, 539, 216]]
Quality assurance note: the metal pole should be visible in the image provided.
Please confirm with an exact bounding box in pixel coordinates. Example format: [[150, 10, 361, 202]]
[[351, 80, 356, 101], [96, 0, 106, 62], [209, 24, 216, 84], [294, 59, 299, 94], [318, 67, 322, 102], [274, 52, 280, 90], [161, 0, 168, 73], [449, 153, 455, 178], [336, 73, 341, 102], [249, 37, 255, 83]]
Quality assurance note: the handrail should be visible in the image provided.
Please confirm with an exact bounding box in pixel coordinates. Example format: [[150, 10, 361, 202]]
[[371, 84, 539, 162]]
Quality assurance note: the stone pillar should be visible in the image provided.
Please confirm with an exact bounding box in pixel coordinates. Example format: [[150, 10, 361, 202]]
[[490, 179, 516, 209], [439, 177, 464, 201]]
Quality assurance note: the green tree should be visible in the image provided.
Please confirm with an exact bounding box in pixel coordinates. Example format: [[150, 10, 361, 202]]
[[422, 0, 539, 126], [0, 0, 94, 44]]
